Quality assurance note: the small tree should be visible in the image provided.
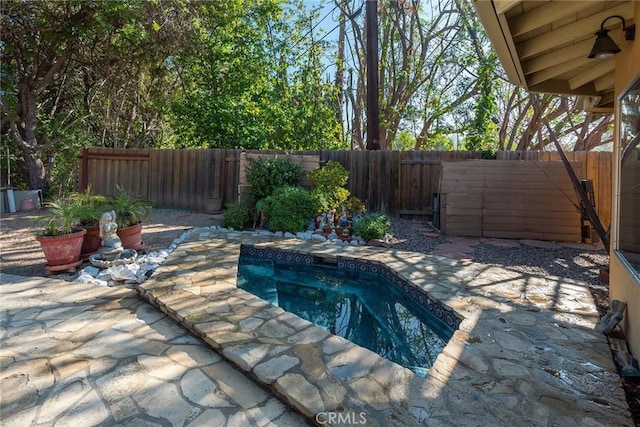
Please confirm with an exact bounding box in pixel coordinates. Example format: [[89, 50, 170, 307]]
[[308, 160, 350, 212], [244, 156, 305, 203]]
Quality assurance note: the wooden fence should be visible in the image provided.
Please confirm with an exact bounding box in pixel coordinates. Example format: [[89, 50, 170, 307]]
[[78, 148, 481, 216], [441, 160, 585, 241], [78, 148, 612, 241], [497, 150, 612, 230]]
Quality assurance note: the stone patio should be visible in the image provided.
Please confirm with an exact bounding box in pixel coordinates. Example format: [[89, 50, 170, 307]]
[[0, 274, 306, 426], [136, 227, 633, 426]]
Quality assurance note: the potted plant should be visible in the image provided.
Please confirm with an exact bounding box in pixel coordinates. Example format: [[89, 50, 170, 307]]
[[70, 187, 109, 258], [110, 185, 151, 250], [33, 199, 87, 271]]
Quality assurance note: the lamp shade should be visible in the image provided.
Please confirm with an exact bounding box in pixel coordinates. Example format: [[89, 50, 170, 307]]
[[588, 29, 622, 59]]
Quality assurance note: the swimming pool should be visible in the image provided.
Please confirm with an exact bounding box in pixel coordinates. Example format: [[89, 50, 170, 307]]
[[237, 251, 455, 376]]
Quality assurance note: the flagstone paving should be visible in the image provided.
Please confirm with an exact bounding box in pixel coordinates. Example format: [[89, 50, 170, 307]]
[[137, 227, 632, 426], [1, 226, 633, 427], [0, 274, 305, 426]]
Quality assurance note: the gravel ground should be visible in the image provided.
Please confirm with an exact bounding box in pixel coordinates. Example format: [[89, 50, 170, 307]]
[[1, 208, 637, 422], [0, 208, 223, 279]]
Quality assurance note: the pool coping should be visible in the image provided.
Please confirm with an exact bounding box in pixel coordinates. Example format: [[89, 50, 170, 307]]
[[138, 227, 633, 426]]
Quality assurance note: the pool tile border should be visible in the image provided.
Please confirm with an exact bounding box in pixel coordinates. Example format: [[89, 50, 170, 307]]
[[240, 244, 462, 330]]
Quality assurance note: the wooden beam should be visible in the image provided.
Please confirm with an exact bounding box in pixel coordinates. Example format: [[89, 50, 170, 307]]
[[510, 1, 586, 37], [523, 39, 593, 75], [528, 56, 591, 86], [594, 73, 616, 92], [518, 3, 633, 60], [529, 79, 599, 97], [472, 0, 527, 86], [494, 0, 521, 15], [569, 60, 614, 90], [543, 119, 609, 252], [586, 107, 615, 114], [598, 91, 615, 106]]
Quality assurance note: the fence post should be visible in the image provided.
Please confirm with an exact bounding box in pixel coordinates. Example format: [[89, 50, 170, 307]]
[[78, 147, 89, 192]]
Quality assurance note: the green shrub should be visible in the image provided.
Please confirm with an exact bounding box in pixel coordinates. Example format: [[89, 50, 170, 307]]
[[308, 160, 353, 211], [262, 186, 319, 233], [345, 195, 366, 216], [352, 213, 392, 242], [109, 185, 152, 228], [69, 186, 109, 227], [221, 202, 251, 230], [245, 156, 305, 202]]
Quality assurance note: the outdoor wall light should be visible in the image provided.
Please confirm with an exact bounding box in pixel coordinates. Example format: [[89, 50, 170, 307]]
[[588, 15, 636, 59]]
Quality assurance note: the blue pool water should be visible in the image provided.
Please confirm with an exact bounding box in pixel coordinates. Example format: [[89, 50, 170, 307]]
[[237, 257, 453, 376]]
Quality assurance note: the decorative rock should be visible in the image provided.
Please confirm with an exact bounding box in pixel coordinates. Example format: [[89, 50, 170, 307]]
[[296, 231, 313, 240], [107, 264, 139, 282], [80, 266, 101, 277], [74, 272, 107, 286]]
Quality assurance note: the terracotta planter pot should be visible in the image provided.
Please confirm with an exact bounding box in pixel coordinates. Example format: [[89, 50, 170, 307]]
[[80, 225, 101, 259], [204, 198, 223, 213], [36, 228, 87, 267], [117, 222, 144, 250]]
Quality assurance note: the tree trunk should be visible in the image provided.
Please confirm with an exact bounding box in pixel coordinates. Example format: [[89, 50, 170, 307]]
[[10, 84, 51, 194], [23, 156, 49, 194]]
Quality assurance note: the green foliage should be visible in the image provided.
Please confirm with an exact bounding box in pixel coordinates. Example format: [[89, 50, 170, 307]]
[[466, 58, 499, 152], [392, 130, 416, 150], [352, 214, 392, 242], [262, 186, 319, 233], [308, 161, 352, 211], [33, 199, 80, 236], [245, 156, 305, 202], [345, 196, 366, 216], [169, 1, 343, 150], [69, 187, 109, 227], [424, 133, 454, 151], [109, 185, 151, 228], [221, 202, 252, 230], [1, 0, 176, 194]]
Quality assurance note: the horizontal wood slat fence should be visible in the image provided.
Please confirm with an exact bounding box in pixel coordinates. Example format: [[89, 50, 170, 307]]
[[78, 148, 611, 242], [442, 160, 584, 241]]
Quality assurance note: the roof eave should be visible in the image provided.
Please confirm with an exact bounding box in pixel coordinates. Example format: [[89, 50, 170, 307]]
[[473, 0, 527, 88]]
